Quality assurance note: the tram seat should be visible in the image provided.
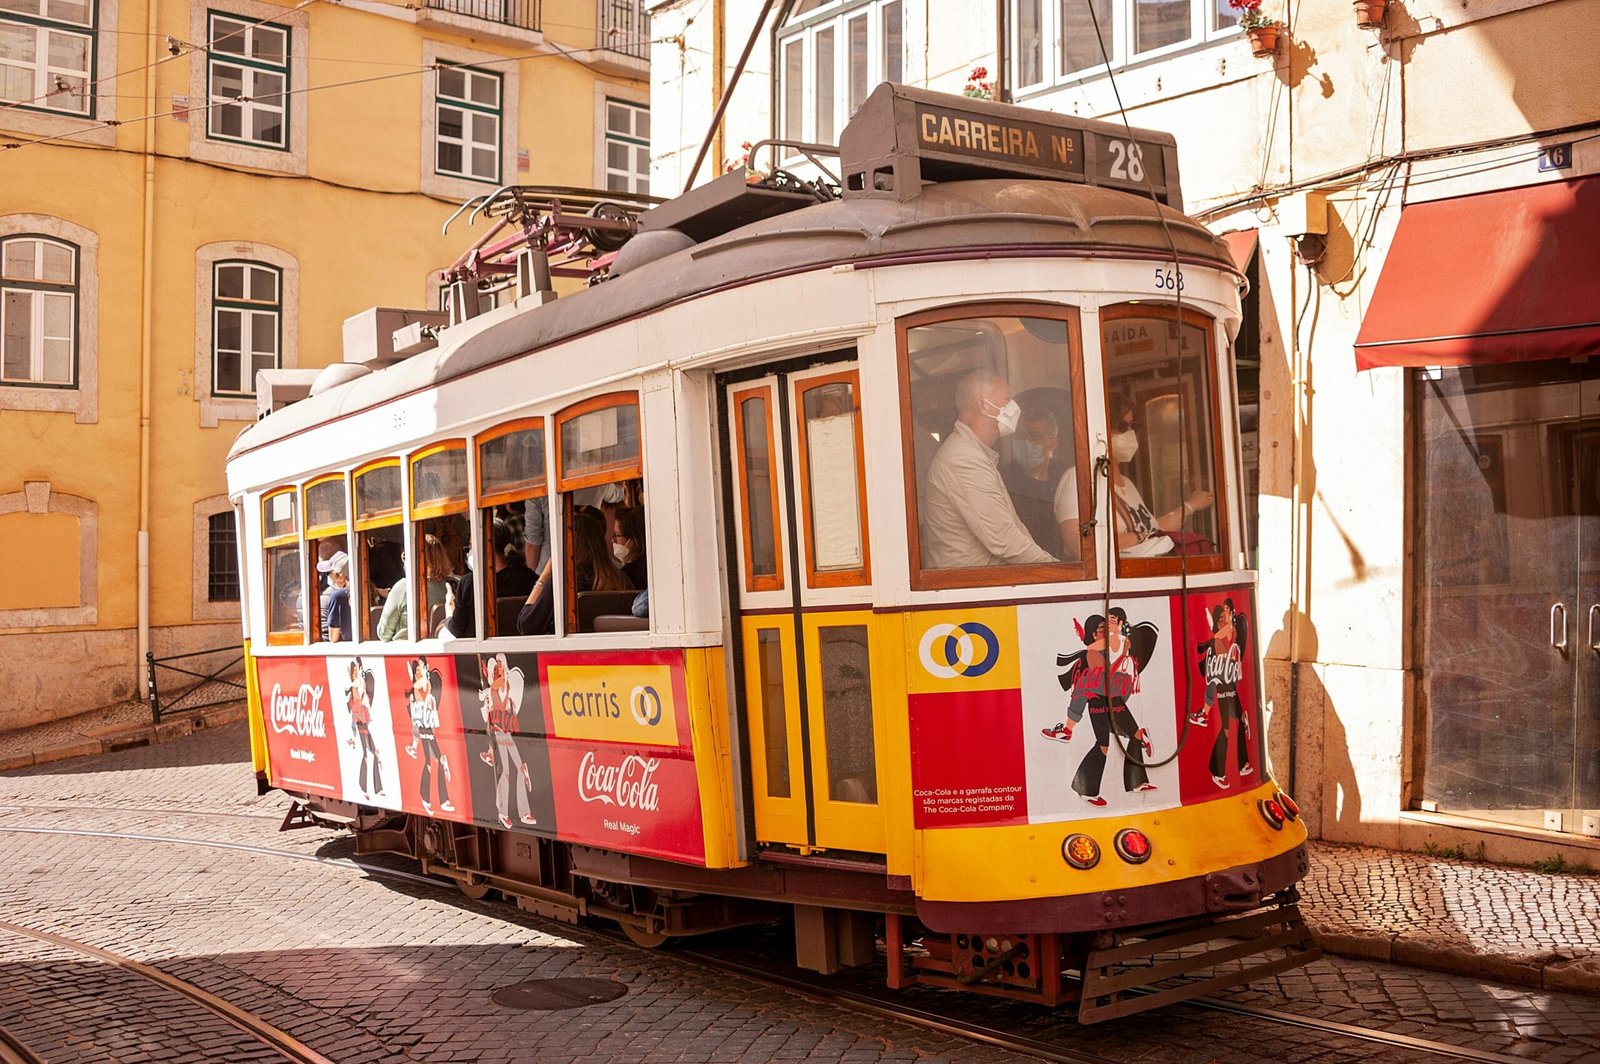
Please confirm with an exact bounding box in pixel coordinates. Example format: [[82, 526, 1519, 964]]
[[495, 596, 524, 636], [576, 590, 640, 634], [367, 606, 383, 637], [428, 603, 447, 638], [593, 614, 648, 633]]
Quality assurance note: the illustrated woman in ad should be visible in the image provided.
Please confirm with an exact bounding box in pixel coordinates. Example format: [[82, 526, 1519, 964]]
[[1190, 599, 1253, 787], [477, 653, 536, 829], [344, 657, 383, 797], [405, 658, 453, 815], [1041, 607, 1160, 805]]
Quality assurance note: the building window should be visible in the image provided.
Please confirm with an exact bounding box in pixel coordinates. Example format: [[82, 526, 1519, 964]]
[[1, 234, 77, 388], [435, 63, 501, 182], [211, 260, 280, 397], [208, 510, 240, 602], [0, 0, 95, 116], [1011, 0, 1239, 91], [598, 0, 649, 58], [776, 0, 901, 150], [206, 10, 289, 149], [603, 98, 649, 194]]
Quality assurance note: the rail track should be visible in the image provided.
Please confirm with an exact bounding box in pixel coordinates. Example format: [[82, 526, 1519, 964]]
[[0, 816, 1562, 1064]]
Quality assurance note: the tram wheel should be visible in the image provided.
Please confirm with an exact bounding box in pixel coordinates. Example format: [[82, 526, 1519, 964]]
[[456, 878, 494, 901], [621, 922, 670, 949]]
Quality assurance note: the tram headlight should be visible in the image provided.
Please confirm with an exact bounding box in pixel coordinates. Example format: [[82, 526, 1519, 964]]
[[1062, 833, 1101, 870], [1276, 791, 1301, 821], [1258, 798, 1286, 830], [1113, 828, 1152, 864]]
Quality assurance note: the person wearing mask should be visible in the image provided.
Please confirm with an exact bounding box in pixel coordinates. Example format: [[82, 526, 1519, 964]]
[[921, 369, 1055, 569], [516, 509, 630, 635], [446, 520, 535, 639], [611, 505, 647, 590], [318, 550, 353, 642], [1000, 405, 1075, 559], [378, 533, 453, 640]]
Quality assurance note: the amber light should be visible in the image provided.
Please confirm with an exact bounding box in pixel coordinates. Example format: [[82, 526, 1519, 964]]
[[1258, 798, 1286, 830], [1277, 791, 1301, 821], [1113, 828, 1152, 864], [1062, 833, 1101, 869]]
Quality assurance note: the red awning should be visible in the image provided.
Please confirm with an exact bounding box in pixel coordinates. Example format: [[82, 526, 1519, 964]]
[[1219, 229, 1258, 274], [1353, 175, 1600, 370]]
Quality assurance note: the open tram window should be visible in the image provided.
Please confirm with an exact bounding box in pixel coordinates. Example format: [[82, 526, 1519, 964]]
[[261, 488, 304, 644], [303, 474, 351, 643], [353, 460, 405, 641], [408, 441, 470, 640], [1098, 305, 1227, 575], [467, 418, 545, 639], [520, 392, 647, 636], [898, 303, 1095, 591]]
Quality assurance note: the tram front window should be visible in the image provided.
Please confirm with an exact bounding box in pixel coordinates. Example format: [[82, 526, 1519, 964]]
[[901, 308, 1094, 587], [1098, 308, 1224, 566]]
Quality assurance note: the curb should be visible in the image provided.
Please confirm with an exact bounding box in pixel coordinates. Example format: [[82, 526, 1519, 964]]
[[0, 703, 247, 772], [1309, 923, 1600, 997]]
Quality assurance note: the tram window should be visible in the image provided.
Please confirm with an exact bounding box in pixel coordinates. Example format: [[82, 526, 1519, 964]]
[[408, 442, 469, 640], [756, 629, 792, 798], [818, 625, 878, 804], [795, 374, 869, 587], [732, 389, 783, 591], [304, 474, 350, 643], [1098, 307, 1226, 573], [473, 420, 547, 638], [899, 306, 1094, 589], [354, 461, 404, 641], [261, 489, 303, 644]]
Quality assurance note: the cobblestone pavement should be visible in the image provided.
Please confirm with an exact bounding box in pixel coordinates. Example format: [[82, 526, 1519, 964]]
[[0, 725, 1598, 1063]]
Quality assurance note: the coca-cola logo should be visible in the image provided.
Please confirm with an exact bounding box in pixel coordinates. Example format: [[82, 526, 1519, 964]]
[[577, 750, 660, 812], [1204, 646, 1243, 686], [268, 683, 327, 738]]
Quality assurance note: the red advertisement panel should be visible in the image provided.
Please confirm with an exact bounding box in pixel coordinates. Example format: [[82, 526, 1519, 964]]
[[384, 655, 475, 825], [257, 656, 346, 799], [537, 649, 706, 865], [909, 688, 1029, 828], [1170, 589, 1262, 805]]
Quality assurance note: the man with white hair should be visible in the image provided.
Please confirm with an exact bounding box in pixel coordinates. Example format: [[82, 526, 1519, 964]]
[[922, 370, 1056, 569]]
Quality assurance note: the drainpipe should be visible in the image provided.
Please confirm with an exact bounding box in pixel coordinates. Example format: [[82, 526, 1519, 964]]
[[136, 0, 157, 696]]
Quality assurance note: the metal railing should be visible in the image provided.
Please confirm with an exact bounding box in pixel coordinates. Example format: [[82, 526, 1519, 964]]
[[424, 0, 541, 32], [597, 0, 649, 58], [146, 645, 247, 724]]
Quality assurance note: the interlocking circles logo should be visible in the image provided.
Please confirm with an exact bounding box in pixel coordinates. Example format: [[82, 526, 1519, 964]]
[[630, 684, 664, 727], [918, 621, 1000, 679]]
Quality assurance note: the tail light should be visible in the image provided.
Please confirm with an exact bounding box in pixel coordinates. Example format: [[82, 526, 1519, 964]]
[[1113, 828, 1152, 864], [1062, 833, 1101, 869], [1258, 797, 1286, 830], [1276, 791, 1301, 821]]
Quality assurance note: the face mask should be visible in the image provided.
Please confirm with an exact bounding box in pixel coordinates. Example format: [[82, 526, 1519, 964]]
[[465, 552, 475, 573], [1111, 428, 1140, 463], [984, 397, 1022, 436], [613, 543, 631, 564], [1012, 437, 1046, 470]]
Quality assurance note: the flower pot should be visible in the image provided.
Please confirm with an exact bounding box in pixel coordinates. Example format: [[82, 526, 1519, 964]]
[[1354, 0, 1386, 28], [1246, 23, 1280, 57]]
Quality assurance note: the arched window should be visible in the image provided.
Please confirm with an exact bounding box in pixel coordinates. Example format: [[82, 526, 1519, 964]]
[[1, 234, 78, 387], [211, 260, 282, 397]]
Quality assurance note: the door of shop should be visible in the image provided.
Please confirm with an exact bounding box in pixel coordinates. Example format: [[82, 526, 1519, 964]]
[[1415, 361, 1600, 833], [720, 359, 886, 856]]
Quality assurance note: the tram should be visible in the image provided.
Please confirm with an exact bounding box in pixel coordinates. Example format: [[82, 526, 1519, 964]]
[[227, 84, 1317, 1023]]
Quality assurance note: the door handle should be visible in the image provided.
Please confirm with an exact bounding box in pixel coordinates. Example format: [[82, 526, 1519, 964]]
[[1590, 604, 1599, 652], [1551, 602, 1568, 652]]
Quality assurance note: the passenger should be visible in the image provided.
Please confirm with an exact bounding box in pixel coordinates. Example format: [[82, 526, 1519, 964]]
[[377, 533, 452, 641], [314, 539, 339, 592], [921, 369, 1055, 569], [446, 520, 535, 639], [318, 550, 353, 642], [1000, 404, 1073, 559], [515, 509, 629, 636], [365, 534, 404, 591], [611, 505, 647, 589], [522, 494, 551, 572]]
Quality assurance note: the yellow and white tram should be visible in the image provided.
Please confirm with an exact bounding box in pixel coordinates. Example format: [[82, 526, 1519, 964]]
[[228, 85, 1315, 1022]]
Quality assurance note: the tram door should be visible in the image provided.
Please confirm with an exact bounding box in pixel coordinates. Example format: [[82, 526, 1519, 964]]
[[723, 362, 885, 855]]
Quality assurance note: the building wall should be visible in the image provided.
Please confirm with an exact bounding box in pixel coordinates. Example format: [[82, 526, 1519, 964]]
[[644, 0, 1600, 860], [0, 0, 648, 729]]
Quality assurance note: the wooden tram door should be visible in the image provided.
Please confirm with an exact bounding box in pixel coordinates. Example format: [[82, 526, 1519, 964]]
[[723, 362, 885, 856]]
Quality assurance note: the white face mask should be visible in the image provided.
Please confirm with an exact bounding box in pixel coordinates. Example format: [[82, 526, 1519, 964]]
[[1111, 428, 1140, 463], [612, 542, 631, 564], [1012, 437, 1047, 470], [983, 397, 1022, 436]]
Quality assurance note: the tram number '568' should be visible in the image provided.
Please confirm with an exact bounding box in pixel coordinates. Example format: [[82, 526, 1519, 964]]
[[1154, 267, 1184, 291]]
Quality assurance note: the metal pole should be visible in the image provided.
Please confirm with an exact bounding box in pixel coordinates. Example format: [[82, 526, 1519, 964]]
[[682, 0, 791, 193], [146, 650, 160, 724]]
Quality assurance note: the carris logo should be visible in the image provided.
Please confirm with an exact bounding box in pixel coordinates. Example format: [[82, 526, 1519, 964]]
[[577, 751, 660, 812], [268, 683, 327, 738], [629, 684, 663, 727], [918, 621, 1000, 679]]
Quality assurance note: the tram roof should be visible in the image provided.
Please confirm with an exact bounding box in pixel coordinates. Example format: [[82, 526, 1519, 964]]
[[230, 178, 1237, 461]]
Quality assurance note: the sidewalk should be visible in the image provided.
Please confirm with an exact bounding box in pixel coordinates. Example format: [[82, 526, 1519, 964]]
[[1, 710, 1596, 998]]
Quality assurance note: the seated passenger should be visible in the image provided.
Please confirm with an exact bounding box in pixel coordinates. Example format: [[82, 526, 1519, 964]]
[[922, 370, 1055, 569], [612, 505, 647, 589], [446, 520, 535, 639], [377, 533, 453, 641], [516, 509, 631, 636], [319, 550, 353, 642], [1000, 404, 1074, 560]]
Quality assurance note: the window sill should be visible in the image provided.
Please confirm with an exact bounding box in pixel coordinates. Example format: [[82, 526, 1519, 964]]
[[0, 382, 95, 423]]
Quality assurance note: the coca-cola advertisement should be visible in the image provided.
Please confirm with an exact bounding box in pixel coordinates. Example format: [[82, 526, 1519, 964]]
[[538, 650, 707, 865], [384, 655, 475, 825], [256, 656, 346, 799], [1170, 589, 1261, 804], [327, 655, 403, 812], [455, 652, 557, 836]]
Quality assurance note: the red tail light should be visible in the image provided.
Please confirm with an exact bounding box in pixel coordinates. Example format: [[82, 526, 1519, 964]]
[[1113, 828, 1152, 864], [1258, 798, 1286, 829], [1277, 792, 1301, 820]]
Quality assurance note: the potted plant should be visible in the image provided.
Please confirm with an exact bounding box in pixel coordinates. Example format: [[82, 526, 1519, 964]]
[[963, 66, 996, 100], [1230, 0, 1281, 57], [1354, 0, 1386, 29]]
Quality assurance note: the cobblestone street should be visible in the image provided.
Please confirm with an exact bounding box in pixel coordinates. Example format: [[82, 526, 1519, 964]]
[[1, 724, 1597, 1063]]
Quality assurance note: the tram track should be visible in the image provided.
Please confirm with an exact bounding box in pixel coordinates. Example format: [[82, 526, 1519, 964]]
[[0, 1020, 45, 1064], [0, 818, 1565, 1064]]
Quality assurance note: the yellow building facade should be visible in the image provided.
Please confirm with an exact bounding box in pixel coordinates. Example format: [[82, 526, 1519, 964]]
[[0, 0, 651, 727]]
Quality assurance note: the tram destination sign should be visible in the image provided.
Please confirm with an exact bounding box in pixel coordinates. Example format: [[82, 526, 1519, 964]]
[[840, 83, 1180, 207]]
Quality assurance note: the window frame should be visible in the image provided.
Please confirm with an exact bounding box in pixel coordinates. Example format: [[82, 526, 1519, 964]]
[[791, 367, 871, 590], [896, 300, 1098, 593], [730, 385, 786, 594], [0, 0, 97, 117], [204, 8, 291, 151], [209, 258, 282, 398], [0, 233, 79, 388], [260, 486, 304, 646], [1009, 0, 1242, 95], [301, 472, 348, 643], [207, 509, 241, 603], [555, 391, 643, 493], [602, 97, 650, 195], [407, 440, 468, 640], [775, 0, 902, 156], [433, 61, 503, 185], [352, 457, 405, 643], [1099, 301, 1231, 579], [475, 417, 547, 639]]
